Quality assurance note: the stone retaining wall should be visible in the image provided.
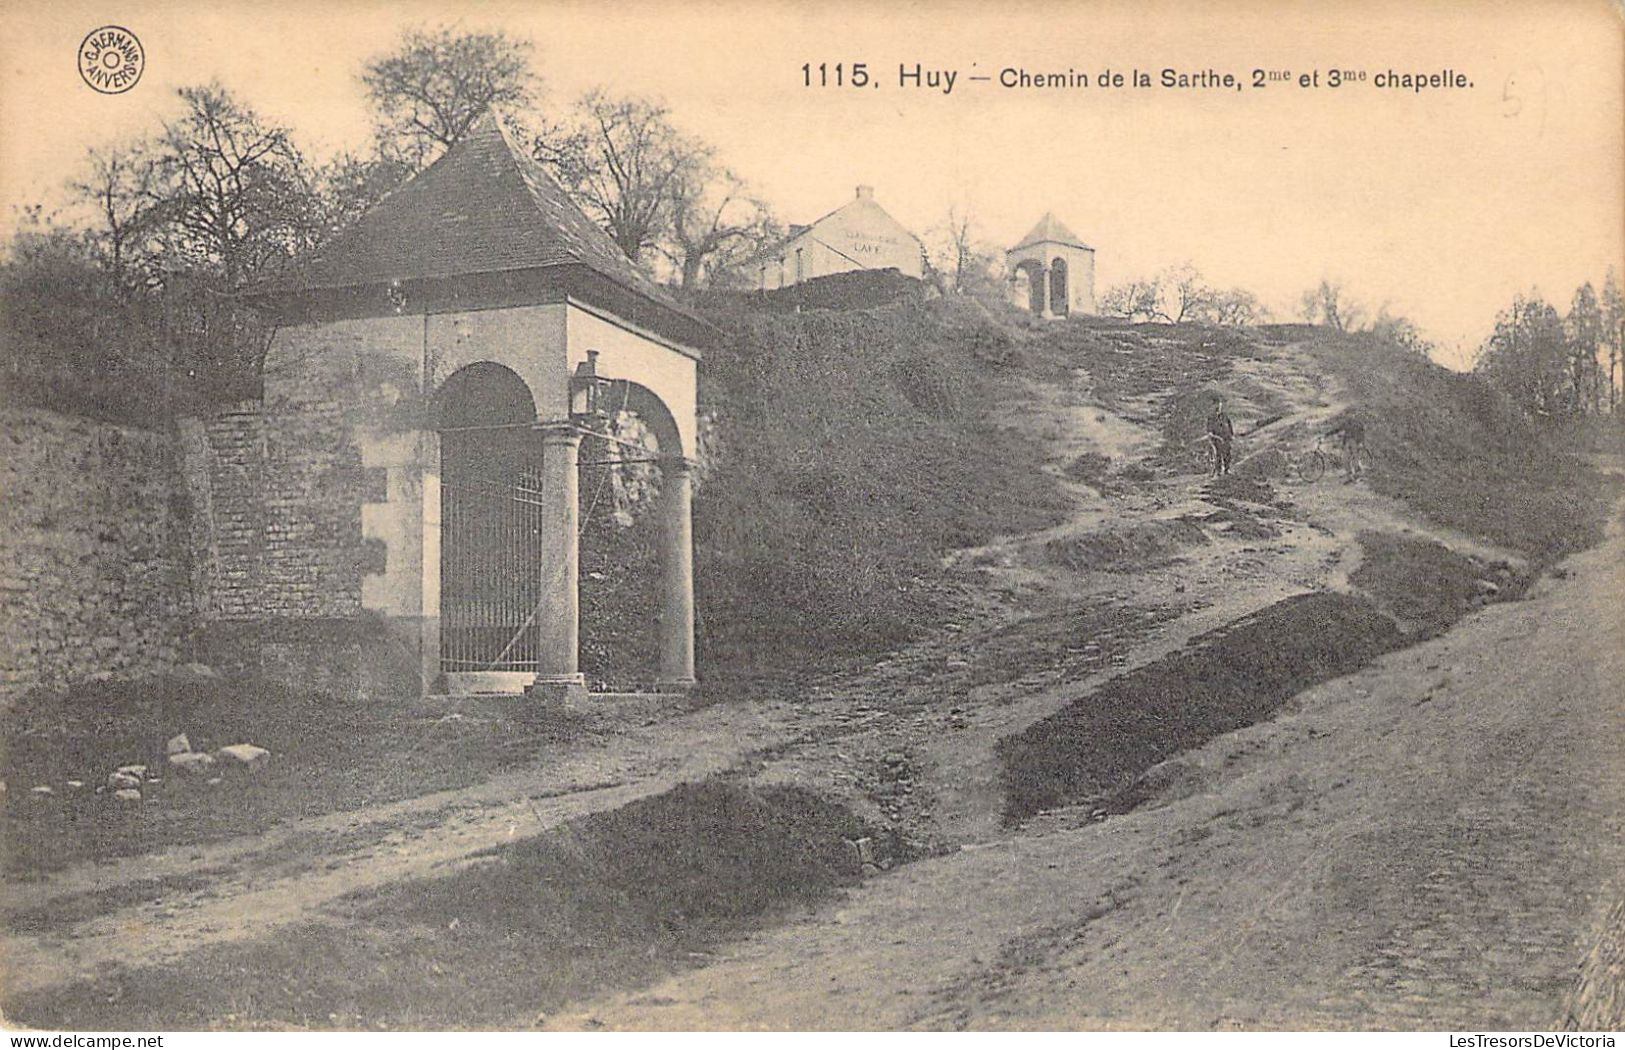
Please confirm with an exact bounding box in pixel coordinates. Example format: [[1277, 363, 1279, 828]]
[[0, 408, 194, 700]]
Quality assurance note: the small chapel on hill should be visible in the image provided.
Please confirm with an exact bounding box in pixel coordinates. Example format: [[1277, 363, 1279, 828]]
[[1007, 213, 1096, 318]]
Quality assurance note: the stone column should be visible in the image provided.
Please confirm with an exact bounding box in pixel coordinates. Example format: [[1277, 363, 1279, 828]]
[[656, 456, 697, 691], [531, 423, 586, 703]]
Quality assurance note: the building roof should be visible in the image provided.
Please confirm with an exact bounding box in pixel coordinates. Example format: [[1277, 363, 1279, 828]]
[[250, 112, 708, 347], [1010, 212, 1092, 252], [746, 186, 922, 270]]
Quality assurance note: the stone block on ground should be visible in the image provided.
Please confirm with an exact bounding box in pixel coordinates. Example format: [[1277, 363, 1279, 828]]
[[108, 771, 142, 790], [113, 788, 141, 802], [168, 752, 216, 776], [215, 743, 270, 767], [166, 732, 191, 755]]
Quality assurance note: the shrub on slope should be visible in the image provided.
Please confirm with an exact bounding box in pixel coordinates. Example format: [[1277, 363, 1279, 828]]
[[1302, 332, 1616, 563]]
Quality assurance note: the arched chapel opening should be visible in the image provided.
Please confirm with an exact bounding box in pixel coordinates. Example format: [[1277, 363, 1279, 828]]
[[1049, 258, 1070, 317], [1015, 259, 1047, 315], [435, 363, 543, 685], [576, 379, 689, 691]]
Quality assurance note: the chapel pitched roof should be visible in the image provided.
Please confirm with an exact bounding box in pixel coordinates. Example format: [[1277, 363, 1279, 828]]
[[1011, 212, 1092, 252], [252, 112, 708, 347]]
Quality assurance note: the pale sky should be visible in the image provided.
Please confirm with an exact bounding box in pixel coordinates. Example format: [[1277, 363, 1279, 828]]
[[2, 0, 1621, 366]]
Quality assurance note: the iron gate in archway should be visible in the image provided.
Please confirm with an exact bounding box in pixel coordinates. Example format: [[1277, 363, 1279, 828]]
[[439, 445, 544, 673], [435, 361, 546, 677]]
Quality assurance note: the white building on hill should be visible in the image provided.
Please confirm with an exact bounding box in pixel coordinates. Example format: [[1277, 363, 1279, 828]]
[[757, 186, 925, 290]]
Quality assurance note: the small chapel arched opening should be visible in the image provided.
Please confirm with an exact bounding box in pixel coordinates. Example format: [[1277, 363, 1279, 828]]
[[575, 373, 694, 693], [1049, 258, 1070, 317], [435, 363, 543, 689], [1012, 259, 1047, 316]]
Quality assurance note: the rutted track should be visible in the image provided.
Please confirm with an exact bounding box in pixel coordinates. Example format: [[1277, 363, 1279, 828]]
[[542, 497, 1625, 1031]]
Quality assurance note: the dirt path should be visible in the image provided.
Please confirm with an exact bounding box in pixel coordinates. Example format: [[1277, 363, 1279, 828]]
[[546, 500, 1625, 1030], [0, 699, 810, 999]]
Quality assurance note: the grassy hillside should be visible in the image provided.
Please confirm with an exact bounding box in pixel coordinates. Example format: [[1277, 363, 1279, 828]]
[[12, 781, 879, 1030], [692, 298, 1070, 679], [1286, 327, 1617, 563], [989, 319, 1615, 824], [687, 301, 1616, 689]]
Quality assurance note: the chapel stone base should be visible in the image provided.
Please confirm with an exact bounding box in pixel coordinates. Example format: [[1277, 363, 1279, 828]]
[[526, 673, 590, 710], [445, 671, 536, 696]]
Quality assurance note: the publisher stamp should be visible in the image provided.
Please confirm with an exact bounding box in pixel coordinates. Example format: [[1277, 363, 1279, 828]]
[[78, 25, 144, 94]]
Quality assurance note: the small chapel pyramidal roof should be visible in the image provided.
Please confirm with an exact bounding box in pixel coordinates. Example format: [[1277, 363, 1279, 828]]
[[255, 111, 707, 345], [1011, 212, 1092, 253]]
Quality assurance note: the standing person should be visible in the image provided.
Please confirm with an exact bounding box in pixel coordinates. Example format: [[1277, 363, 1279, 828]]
[[1325, 410, 1368, 480], [1206, 397, 1235, 477]]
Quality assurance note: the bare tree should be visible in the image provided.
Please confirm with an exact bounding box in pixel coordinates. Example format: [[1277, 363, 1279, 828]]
[[147, 84, 321, 288], [536, 91, 708, 263], [1367, 304, 1432, 356], [1152, 262, 1218, 323], [362, 26, 539, 170], [131, 84, 318, 399], [1208, 288, 1268, 326], [1603, 269, 1623, 414], [1476, 293, 1569, 416], [1104, 268, 1265, 327], [1566, 282, 1606, 415], [1100, 278, 1163, 321], [659, 164, 776, 290], [926, 205, 999, 297], [315, 149, 415, 239], [1299, 278, 1366, 332], [71, 143, 159, 294]]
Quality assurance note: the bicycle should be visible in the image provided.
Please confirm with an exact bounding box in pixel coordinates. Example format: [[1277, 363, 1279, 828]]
[[1285, 435, 1330, 485]]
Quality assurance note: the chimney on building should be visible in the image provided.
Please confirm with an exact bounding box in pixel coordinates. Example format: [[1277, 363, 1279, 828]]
[[855, 185, 875, 201]]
